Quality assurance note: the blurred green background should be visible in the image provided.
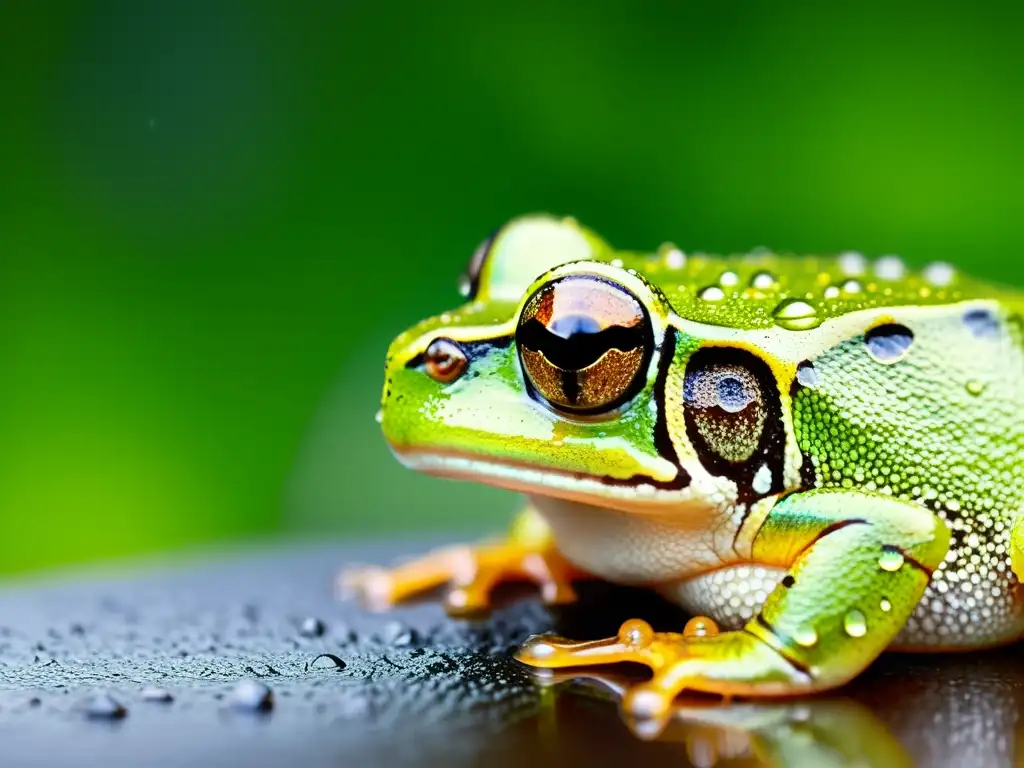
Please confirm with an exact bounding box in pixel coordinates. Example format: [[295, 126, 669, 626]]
[[2, 1, 1023, 575]]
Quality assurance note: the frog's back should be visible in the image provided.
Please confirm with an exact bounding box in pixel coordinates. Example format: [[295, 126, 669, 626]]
[[615, 245, 1024, 331]]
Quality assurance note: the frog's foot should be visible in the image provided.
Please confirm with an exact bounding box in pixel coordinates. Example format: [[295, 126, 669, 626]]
[[339, 541, 582, 617], [517, 616, 815, 718], [519, 615, 812, 717]]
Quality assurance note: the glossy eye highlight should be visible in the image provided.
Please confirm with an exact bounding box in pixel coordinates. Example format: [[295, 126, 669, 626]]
[[515, 275, 653, 414]]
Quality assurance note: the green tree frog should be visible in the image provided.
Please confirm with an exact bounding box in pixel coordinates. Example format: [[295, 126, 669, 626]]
[[343, 214, 1024, 718]]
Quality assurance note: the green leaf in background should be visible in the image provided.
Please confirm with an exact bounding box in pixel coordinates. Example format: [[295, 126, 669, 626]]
[[1, 0, 1022, 573]]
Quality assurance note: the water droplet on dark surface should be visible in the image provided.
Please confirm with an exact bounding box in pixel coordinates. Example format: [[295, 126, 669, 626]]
[[308, 653, 347, 671], [232, 679, 273, 713], [142, 687, 174, 703], [381, 621, 418, 647], [84, 693, 128, 720], [299, 617, 326, 638]]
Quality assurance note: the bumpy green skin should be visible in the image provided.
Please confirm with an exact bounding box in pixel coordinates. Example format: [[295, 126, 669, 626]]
[[379, 213, 1024, 700], [794, 305, 1024, 647]]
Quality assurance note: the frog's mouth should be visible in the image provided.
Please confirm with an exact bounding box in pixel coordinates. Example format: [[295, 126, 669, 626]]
[[391, 446, 693, 513]]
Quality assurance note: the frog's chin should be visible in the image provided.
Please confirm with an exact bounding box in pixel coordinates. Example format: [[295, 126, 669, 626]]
[[390, 446, 696, 515]]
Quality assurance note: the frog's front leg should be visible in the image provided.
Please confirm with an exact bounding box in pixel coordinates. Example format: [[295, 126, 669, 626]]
[[516, 489, 950, 716], [339, 505, 588, 616]]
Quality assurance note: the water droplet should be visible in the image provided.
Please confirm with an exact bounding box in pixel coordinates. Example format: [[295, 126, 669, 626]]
[[661, 245, 686, 269], [232, 680, 274, 713], [838, 251, 867, 276], [719, 270, 739, 287], [610, 258, 624, 268], [874, 256, 905, 280], [963, 308, 1000, 338], [966, 380, 985, 396], [84, 692, 127, 720], [796, 362, 820, 388], [773, 299, 821, 330], [750, 271, 777, 290], [865, 324, 914, 364], [879, 598, 892, 613], [308, 653, 347, 671], [841, 279, 863, 294], [843, 610, 868, 637], [457, 274, 472, 297], [381, 621, 418, 646], [618, 619, 654, 647], [878, 549, 905, 572], [699, 286, 726, 302], [823, 285, 840, 299], [752, 463, 773, 495], [793, 626, 818, 647], [683, 616, 719, 638], [141, 687, 174, 703], [374, 409, 384, 425], [923, 262, 956, 287], [299, 617, 326, 638]]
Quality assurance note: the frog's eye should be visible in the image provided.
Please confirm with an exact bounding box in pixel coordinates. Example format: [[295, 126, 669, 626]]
[[683, 350, 768, 463], [515, 275, 653, 414]]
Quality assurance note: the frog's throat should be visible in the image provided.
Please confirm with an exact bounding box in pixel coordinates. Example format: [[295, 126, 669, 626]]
[[390, 446, 713, 515]]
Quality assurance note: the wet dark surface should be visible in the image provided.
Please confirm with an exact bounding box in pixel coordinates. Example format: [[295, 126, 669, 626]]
[[0, 538, 1021, 767]]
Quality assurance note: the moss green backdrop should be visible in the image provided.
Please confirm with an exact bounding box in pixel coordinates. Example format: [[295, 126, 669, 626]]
[[2, 1, 1022, 574]]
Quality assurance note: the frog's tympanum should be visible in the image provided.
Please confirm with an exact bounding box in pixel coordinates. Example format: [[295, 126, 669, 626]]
[[343, 214, 1024, 717]]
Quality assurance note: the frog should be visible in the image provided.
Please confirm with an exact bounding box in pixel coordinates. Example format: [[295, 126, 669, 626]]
[[342, 213, 1024, 718]]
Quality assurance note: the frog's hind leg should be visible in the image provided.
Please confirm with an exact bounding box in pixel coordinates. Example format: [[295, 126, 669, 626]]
[[517, 489, 950, 716], [339, 505, 589, 617]]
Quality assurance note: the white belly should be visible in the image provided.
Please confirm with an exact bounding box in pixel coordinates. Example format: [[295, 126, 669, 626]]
[[530, 495, 727, 584]]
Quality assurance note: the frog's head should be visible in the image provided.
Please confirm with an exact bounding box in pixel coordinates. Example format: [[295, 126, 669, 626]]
[[379, 214, 813, 517]]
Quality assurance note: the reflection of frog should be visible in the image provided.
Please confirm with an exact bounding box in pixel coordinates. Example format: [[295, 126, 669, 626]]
[[538, 668, 912, 768], [344, 214, 1024, 716]]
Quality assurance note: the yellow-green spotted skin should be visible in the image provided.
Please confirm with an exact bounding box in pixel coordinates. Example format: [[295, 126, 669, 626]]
[[377, 214, 1024, 699]]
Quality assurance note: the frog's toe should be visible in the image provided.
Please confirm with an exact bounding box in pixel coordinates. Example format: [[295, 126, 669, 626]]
[[519, 616, 813, 709]]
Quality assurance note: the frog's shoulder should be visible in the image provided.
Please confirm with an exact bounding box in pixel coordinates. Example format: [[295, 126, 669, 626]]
[[613, 246, 1024, 330]]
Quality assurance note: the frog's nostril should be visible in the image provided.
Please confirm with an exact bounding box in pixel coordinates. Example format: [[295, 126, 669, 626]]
[[424, 338, 468, 383]]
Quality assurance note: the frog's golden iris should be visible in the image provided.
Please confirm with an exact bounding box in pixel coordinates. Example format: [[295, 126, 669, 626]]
[[515, 274, 653, 414]]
